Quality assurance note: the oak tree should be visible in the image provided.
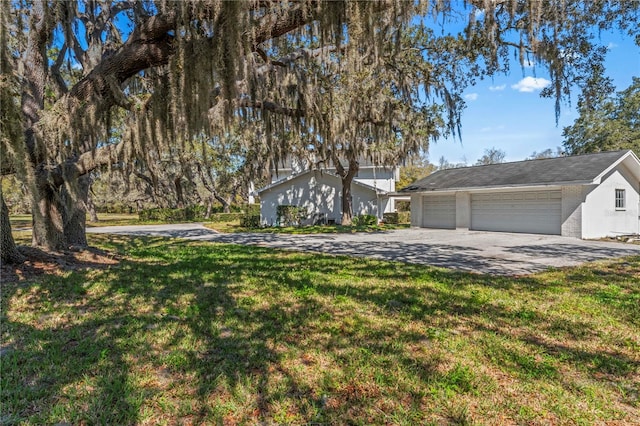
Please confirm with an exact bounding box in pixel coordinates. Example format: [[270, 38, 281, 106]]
[[563, 77, 640, 155]]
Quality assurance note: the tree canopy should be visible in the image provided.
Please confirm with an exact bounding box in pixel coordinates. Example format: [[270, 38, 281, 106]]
[[563, 77, 640, 155], [475, 147, 506, 165], [1, 0, 639, 259]]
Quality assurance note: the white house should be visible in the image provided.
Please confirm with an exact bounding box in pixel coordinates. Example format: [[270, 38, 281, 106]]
[[400, 150, 640, 239], [259, 158, 399, 226]]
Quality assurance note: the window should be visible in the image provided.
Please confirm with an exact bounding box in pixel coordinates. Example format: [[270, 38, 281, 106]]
[[615, 189, 625, 210]]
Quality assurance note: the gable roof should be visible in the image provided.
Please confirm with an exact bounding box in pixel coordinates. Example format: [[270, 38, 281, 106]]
[[401, 150, 640, 193], [258, 169, 389, 194]]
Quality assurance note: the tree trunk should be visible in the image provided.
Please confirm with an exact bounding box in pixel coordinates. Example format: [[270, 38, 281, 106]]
[[86, 185, 99, 222], [214, 193, 231, 213], [62, 175, 91, 248], [334, 157, 359, 226], [1, 190, 24, 265], [174, 177, 185, 208], [31, 179, 67, 251], [340, 173, 355, 225], [204, 196, 214, 219]]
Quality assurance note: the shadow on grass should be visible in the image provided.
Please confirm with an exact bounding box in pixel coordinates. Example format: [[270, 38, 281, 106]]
[[1, 276, 141, 424], [2, 235, 639, 423]]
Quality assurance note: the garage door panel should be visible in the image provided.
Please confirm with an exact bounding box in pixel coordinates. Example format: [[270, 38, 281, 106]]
[[422, 195, 456, 229], [471, 191, 561, 235]]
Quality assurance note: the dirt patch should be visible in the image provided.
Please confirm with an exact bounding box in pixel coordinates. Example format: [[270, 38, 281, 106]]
[[1, 245, 120, 283]]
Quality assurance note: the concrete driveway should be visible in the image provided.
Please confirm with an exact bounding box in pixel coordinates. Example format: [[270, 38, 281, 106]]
[[87, 223, 640, 275]]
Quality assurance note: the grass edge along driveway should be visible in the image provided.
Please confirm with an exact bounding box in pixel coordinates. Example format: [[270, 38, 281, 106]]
[[2, 234, 639, 425]]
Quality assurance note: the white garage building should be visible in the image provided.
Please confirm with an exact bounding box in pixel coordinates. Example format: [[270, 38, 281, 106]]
[[400, 150, 640, 239]]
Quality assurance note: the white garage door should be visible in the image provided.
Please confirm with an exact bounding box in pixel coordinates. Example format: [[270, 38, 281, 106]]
[[422, 195, 456, 229], [471, 191, 561, 235]]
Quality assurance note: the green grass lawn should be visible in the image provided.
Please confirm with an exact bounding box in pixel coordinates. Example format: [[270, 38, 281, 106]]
[[7, 214, 32, 229], [2, 235, 639, 424]]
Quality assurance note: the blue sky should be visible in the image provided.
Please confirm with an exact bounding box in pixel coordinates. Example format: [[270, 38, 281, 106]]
[[427, 30, 640, 164]]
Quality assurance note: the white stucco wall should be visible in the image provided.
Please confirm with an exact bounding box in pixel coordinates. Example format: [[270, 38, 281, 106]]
[[272, 166, 396, 192], [350, 183, 383, 219], [260, 171, 387, 225], [261, 172, 339, 226], [354, 167, 396, 192], [582, 164, 640, 238], [560, 185, 587, 238]]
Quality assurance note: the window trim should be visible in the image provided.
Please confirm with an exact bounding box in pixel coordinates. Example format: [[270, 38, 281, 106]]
[[615, 188, 626, 210]]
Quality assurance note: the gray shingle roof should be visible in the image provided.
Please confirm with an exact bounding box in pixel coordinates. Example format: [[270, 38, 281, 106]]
[[400, 150, 633, 192]]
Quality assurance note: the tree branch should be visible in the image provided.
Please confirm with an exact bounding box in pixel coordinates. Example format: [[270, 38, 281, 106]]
[[255, 45, 344, 74], [237, 98, 305, 118], [43, 141, 126, 188], [49, 43, 69, 96], [252, 2, 317, 47]]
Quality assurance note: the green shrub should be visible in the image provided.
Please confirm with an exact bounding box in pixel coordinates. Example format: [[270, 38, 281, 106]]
[[243, 204, 261, 215], [396, 200, 411, 212], [352, 214, 378, 226], [185, 205, 206, 220], [138, 205, 263, 224], [240, 214, 261, 228], [139, 206, 207, 222], [398, 211, 411, 224], [277, 205, 307, 227], [383, 212, 399, 224], [98, 202, 134, 214]]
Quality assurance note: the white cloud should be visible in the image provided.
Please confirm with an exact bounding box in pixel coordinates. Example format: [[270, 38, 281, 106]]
[[511, 77, 551, 93], [489, 84, 506, 91], [607, 42, 618, 50], [465, 93, 479, 101]]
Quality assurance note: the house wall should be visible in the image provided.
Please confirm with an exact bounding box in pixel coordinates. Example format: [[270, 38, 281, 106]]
[[582, 164, 640, 238], [455, 192, 470, 229], [271, 165, 397, 192], [350, 183, 383, 219], [260, 171, 385, 225], [355, 167, 397, 192], [261, 172, 341, 226], [410, 194, 423, 227], [560, 185, 587, 238]]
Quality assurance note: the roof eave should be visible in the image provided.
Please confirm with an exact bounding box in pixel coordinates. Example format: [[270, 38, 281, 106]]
[[400, 180, 596, 193], [592, 150, 640, 183]]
